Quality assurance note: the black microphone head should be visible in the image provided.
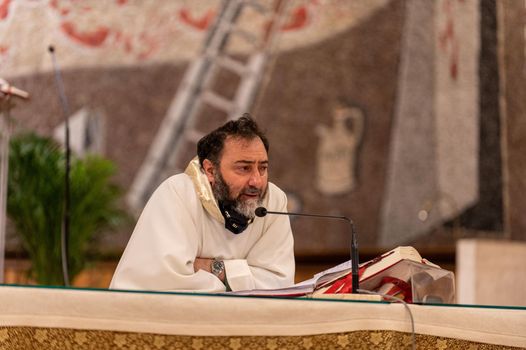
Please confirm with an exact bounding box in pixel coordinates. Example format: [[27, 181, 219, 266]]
[[255, 207, 267, 217], [48, 45, 55, 53]]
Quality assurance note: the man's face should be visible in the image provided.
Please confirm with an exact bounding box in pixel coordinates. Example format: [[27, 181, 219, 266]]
[[204, 136, 268, 218]]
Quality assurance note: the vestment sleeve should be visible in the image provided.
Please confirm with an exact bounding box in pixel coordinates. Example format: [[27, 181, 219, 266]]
[[223, 185, 295, 291], [109, 179, 226, 292]]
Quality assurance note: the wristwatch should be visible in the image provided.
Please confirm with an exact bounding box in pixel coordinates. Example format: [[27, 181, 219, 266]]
[[211, 259, 225, 278]]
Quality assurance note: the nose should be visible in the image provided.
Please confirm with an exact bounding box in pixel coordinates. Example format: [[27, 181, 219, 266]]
[[248, 168, 263, 187]]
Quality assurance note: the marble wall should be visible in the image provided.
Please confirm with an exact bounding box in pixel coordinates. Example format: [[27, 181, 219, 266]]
[[3, 0, 522, 258]]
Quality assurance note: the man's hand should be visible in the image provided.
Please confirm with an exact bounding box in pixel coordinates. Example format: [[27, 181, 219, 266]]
[[194, 257, 226, 283]]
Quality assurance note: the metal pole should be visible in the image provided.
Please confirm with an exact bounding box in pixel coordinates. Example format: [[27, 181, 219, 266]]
[[48, 46, 71, 286], [0, 99, 12, 284], [0, 80, 29, 284]]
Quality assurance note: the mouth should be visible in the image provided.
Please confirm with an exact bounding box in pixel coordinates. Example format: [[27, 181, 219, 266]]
[[239, 190, 261, 200], [240, 193, 259, 200]]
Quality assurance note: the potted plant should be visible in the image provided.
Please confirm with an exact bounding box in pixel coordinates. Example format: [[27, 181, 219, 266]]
[[7, 132, 126, 285]]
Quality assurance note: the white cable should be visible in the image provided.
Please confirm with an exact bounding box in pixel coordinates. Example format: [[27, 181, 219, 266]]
[[357, 289, 416, 350]]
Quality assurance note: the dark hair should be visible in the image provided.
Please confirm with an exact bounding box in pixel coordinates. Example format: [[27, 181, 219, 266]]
[[197, 114, 269, 167]]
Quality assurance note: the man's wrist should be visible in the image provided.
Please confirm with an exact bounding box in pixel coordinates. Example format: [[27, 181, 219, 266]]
[[211, 259, 226, 282]]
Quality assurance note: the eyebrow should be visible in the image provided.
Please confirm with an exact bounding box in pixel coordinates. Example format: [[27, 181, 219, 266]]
[[234, 160, 269, 165]]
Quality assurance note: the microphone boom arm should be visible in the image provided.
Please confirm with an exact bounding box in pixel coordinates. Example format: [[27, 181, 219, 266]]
[[259, 208, 360, 293]]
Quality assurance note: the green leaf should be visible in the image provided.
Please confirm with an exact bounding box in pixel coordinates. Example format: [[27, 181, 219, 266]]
[[7, 132, 128, 285]]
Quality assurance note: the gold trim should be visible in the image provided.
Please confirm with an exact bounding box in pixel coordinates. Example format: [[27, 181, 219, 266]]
[[0, 327, 519, 350], [184, 157, 224, 223]]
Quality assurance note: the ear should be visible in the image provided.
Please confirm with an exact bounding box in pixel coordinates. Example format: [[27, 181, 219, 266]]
[[202, 159, 216, 183]]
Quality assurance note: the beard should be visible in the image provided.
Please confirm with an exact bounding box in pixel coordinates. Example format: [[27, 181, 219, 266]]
[[212, 170, 266, 219]]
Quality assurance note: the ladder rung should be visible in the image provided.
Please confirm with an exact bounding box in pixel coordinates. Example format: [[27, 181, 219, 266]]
[[204, 49, 248, 75], [216, 56, 248, 75], [241, 0, 269, 14], [218, 22, 259, 45], [231, 27, 259, 44], [201, 91, 234, 112]]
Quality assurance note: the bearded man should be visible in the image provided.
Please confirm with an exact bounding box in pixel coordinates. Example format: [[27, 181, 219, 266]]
[[110, 116, 295, 292]]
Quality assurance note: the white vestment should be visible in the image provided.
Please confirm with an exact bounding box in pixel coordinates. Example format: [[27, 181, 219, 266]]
[[110, 159, 295, 292]]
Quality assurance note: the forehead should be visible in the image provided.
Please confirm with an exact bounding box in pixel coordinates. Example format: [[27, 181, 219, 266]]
[[220, 136, 268, 162]]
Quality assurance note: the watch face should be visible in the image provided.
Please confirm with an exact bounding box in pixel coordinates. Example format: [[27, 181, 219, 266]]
[[212, 260, 224, 275]]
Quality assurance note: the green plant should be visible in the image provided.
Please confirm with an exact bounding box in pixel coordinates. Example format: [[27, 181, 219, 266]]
[[7, 132, 126, 285]]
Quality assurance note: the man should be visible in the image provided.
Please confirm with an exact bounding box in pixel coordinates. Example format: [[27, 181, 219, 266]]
[[110, 116, 295, 292]]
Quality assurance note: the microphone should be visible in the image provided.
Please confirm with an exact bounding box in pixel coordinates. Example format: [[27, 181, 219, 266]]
[[255, 207, 360, 294]]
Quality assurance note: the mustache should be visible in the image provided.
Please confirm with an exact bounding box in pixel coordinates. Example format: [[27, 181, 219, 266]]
[[242, 187, 262, 196]]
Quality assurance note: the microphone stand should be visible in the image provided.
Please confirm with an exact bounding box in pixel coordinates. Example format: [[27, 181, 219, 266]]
[[258, 208, 360, 293], [49, 46, 71, 286]]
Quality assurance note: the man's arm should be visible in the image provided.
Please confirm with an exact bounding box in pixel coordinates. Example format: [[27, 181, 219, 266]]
[[221, 184, 295, 291], [194, 258, 226, 283], [110, 177, 226, 292]]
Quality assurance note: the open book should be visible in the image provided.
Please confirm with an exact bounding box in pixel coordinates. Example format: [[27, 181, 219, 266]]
[[228, 246, 440, 298]]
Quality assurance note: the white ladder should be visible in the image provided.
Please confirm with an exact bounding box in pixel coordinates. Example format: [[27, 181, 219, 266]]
[[128, 0, 290, 212]]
